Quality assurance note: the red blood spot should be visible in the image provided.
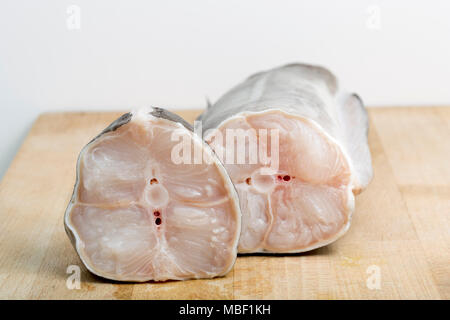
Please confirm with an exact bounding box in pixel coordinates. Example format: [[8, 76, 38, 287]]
[[246, 177, 251, 185], [283, 175, 291, 181], [154, 211, 160, 217], [150, 178, 158, 185], [155, 218, 162, 225], [277, 175, 283, 180]]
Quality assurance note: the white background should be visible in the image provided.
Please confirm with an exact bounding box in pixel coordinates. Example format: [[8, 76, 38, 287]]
[[1, 0, 450, 178]]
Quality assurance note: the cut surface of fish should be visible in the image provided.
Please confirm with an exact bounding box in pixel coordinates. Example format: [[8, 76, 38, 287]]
[[197, 63, 373, 253], [64, 107, 241, 281]]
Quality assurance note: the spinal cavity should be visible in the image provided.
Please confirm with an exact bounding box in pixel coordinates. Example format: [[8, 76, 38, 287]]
[[144, 181, 169, 207], [249, 169, 276, 193]]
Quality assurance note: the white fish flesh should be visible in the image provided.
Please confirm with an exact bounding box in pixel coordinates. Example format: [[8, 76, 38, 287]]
[[64, 107, 241, 281], [197, 63, 373, 253]]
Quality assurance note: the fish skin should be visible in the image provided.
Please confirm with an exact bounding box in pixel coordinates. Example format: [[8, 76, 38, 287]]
[[64, 107, 241, 282], [149, 107, 194, 131], [197, 63, 373, 253]]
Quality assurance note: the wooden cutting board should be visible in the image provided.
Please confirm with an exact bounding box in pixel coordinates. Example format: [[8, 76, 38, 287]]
[[0, 107, 449, 300]]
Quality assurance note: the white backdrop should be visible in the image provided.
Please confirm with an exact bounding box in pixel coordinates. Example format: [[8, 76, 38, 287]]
[[1, 0, 450, 178]]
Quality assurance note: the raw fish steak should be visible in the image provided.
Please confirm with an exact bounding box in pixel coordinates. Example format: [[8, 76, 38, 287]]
[[197, 63, 373, 253], [64, 107, 241, 281]]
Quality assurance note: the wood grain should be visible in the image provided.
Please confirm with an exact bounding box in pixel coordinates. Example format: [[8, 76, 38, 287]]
[[0, 107, 448, 299]]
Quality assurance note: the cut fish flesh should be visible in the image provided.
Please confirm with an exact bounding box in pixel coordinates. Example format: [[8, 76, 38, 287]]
[[197, 63, 373, 253], [64, 107, 241, 281]]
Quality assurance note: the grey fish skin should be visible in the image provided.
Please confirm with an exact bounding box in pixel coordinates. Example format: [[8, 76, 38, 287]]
[[197, 63, 373, 253], [150, 107, 194, 131], [64, 106, 241, 282]]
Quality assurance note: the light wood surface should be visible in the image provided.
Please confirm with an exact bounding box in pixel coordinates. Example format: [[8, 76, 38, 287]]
[[0, 108, 449, 300]]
